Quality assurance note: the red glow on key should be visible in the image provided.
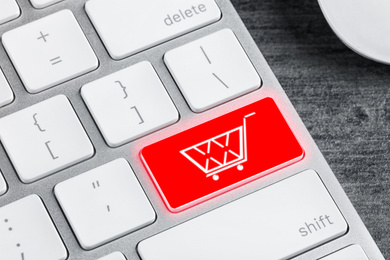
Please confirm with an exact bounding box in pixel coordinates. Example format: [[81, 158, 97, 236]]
[[141, 98, 304, 212]]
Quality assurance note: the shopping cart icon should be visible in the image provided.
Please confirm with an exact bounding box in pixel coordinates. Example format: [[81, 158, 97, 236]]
[[180, 112, 256, 181]]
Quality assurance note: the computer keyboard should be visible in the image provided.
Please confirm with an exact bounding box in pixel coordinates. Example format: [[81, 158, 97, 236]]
[[0, 0, 385, 260]]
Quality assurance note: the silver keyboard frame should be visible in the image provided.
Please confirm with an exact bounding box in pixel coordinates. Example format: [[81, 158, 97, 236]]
[[0, 0, 384, 259]]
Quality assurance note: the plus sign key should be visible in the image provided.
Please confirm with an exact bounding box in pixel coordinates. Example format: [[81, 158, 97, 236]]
[[2, 10, 98, 93]]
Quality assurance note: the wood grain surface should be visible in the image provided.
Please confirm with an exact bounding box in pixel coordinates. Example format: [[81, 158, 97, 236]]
[[231, 0, 390, 258]]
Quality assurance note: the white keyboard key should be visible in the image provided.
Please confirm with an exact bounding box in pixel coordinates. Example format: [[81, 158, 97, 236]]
[[0, 95, 94, 183], [97, 252, 126, 260], [0, 0, 20, 25], [138, 170, 348, 260], [30, 0, 64, 9], [81, 61, 178, 147], [0, 171, 7, 196], [0, 68, 13, 108], [2, 10, 98, 93], [0, 195, 67, 260], [320, 245, 369, 260], [85, 0, 221, 59], [165, 29, 261, 112], [55, 158, 156, 250]]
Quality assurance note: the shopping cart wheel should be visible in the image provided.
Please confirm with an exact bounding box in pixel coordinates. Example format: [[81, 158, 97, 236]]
[[237, 165, 244, 171], [212, 175, 219, 181]]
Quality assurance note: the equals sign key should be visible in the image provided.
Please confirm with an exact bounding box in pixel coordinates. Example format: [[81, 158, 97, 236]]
[[50, 56, 62, 65]]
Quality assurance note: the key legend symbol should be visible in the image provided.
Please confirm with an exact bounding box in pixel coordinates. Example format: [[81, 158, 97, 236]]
[[32, 111, 61, 162], [50, 56, 62, 65], [181, 112, 255, 181], [130, 106, 144, 124], [91, 181, 110, 213], [37, 31, 49, 42], [33, 113, 46, 132], [200, 45, 229, 89], [114, 80, 145, 125], [115, 80, 128, 99], [4, 218, 25, 260], [45, 141, 59, 160], [92, 181, 100, 189]]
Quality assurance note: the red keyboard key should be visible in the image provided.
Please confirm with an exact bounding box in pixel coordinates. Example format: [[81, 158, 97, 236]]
[[141, 98, 304, 212]]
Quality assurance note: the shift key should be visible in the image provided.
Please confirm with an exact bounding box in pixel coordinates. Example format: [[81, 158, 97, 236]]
[[138, 169, 348, 260], [86, 0, 221, 59]]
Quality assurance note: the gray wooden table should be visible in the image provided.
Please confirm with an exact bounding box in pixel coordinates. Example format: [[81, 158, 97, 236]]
[[231, 0, 390, 258]]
